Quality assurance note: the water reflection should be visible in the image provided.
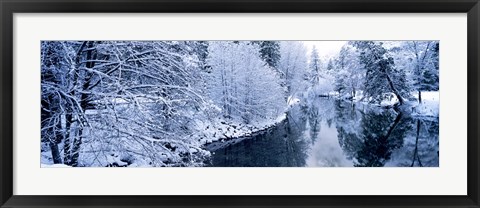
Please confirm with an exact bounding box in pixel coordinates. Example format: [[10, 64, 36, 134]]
[[206, 97, 439, 167], [205, 115, 310, 167]]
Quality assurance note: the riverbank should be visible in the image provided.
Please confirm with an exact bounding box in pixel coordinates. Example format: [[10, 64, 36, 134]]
[[196, 113, 287, 145], [409, 91, 439, 117], [197, 96, 304, 145], [335, 91, 439, 117], [202, 117, 288, 152]]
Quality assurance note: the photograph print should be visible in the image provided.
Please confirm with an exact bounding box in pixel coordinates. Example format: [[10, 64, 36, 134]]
[[41, 40, 439, 167]]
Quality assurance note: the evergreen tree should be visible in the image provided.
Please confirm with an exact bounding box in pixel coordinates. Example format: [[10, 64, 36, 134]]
[[252, 41, 281, 69], [334, 46, 349, 95], [309, 45, 322, 85], [326, 59, 334, 72], [353, 41, 409, 105], [428, 42, 439, 88], [421, 41, 439, 92], [333, 43, 364, 99]]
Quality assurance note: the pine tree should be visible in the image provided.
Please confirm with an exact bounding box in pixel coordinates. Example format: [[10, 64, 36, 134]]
[[353, 41, 409, 105], [309, 45, 322, 85], [421, 41, 439, 92], [326, 59, 334, 71], [333, 43, 364, 99], [252, 41, 281, 69]]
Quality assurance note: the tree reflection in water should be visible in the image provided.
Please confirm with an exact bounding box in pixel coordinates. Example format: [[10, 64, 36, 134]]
[[335, 100, 439, 167], [207, 97, 439, 167], [207, 107, 310, 167]]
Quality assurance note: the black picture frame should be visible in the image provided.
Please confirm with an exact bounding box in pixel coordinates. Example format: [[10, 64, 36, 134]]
[[1, 0, 479, 207]]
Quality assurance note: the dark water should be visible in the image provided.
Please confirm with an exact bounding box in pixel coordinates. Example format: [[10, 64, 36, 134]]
[[205, 97, 439, 167]]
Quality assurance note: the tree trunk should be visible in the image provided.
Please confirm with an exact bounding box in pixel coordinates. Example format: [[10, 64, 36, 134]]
[[63, 112, 73, 165], [70, 41, 95, 167], [418, 90, 422, 104], [41, 85, 63, 164], [70, 131, 83, 167], [385, 72, 404, 105], [49, 140, 62, 164], [50, 116, 63, 164], [70, 85, 91, 167]]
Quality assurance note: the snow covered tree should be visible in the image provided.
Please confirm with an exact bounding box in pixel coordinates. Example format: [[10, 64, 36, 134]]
[[92, 41, 210, 166], [399, 41, 439, 103], [41, 41, 75, 164], [40, 40, 439, 168], [352, 41, 410, 105], [308, 45, 322, 85], [277, 41, 309, 99], [41, 41, 99, 166], [334, 46, 348, 94], [333, 43, 364, 99], [253, 41, 281, 70], [41, 41, 212, 167], [207, 41, 285, 124], [307, 45, 334, 96], [326, 59, 334, 72]]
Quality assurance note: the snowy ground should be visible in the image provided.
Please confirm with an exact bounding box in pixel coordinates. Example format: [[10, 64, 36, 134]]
[[196, 113, 288, 145], [410, 91, 439, 117], [336, 90, 439, 117], [198, 97, 302, 145]]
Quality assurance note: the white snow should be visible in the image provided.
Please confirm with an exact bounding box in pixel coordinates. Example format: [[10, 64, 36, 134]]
[[287, 96, 300, 106], [336, 90, 439, 118], [380, 93, 399, 106], [411, 91, 439, 117], [40, 40, 439, 167], [197, 112, 288, 145]]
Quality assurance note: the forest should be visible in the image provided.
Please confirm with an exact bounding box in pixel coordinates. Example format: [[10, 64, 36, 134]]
[[41, 40, 439, 167]]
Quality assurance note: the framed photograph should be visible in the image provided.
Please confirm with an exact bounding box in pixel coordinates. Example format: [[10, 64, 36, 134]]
[[1, 0, 479, 207]]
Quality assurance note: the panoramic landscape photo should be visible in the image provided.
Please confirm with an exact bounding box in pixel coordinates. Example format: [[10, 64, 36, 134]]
[[41, 40, 439, 167]]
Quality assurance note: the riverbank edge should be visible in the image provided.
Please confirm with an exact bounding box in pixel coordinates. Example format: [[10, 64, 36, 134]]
[[201, 113, 288, 150]]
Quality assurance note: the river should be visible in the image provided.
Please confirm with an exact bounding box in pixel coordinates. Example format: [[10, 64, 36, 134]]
[[204, 97, 439, 167]]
